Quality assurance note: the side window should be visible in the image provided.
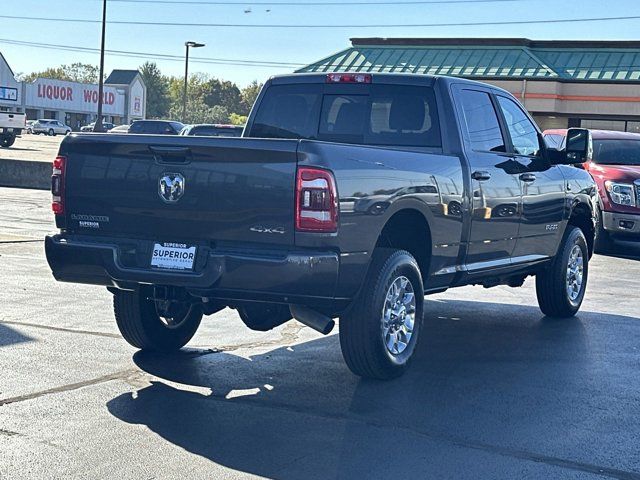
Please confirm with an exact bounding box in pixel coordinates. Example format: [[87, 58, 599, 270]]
[[496, 96, 541, 156], [459, 89, 506, 153]]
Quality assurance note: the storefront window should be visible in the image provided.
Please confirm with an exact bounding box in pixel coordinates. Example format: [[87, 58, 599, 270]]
[[626, 122, 640, 134], [580, 119, 626, 131]]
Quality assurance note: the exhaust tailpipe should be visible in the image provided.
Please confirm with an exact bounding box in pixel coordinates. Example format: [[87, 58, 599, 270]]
[[289, 305, 335, 335]]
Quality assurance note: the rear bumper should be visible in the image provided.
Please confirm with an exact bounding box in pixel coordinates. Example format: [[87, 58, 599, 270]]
[[602, 211, 640, 236], [45, 234, 343, 305]]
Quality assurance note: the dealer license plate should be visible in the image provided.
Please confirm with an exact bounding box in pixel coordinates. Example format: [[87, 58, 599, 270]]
[[151, 243, 196, 271]]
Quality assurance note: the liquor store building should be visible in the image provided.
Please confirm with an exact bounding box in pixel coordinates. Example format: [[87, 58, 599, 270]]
[[298, 38, 640, 133], [0, 51, 146, 129]]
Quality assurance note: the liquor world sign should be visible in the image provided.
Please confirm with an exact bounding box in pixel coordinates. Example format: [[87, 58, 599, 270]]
[[25, 78, 125, 115]]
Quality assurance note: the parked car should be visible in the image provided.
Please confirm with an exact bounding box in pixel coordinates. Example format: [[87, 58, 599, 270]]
[[107, 124, 130, 134], [128, 120, 184, 135], [545, 128, 640, 252], [25, 120, 35, 134], [80, 122, 115, 133], [46, 73, 596, 380], [180, 124, 244, 137], [32, 119, 71, 136], [0, 112, 25, 147]]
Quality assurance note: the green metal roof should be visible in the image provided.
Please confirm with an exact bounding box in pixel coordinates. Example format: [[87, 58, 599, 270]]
[[297, 38, 640, 82]]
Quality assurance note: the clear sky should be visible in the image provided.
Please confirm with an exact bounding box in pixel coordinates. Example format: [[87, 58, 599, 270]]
[[3, 0, 640, 87]]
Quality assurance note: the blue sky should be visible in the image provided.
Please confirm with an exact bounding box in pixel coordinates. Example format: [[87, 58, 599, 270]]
[[3, 0, 640, 86]]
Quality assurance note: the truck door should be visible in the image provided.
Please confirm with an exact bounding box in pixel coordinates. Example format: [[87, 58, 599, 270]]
[[454, 86, 522, 271], [494, 94, 566, 259]]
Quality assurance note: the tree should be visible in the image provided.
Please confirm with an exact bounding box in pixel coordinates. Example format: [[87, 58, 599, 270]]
[[203, 78, 242, 113], [21, 63, 100, 83], [240, 80, 263, 115], [139, 62, 170, 118]]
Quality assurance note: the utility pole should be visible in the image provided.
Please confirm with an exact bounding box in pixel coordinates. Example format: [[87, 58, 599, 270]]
[[183, 41, 205, 123], [95, 0, 107, 132]]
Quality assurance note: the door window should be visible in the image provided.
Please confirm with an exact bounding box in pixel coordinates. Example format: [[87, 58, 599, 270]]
[[496, 96, 541, 156], [459, 90, 506, 153]]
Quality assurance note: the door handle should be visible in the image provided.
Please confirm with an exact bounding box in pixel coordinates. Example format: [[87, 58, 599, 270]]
[[519, 173, 536, 183], [471, 170, 491, 181]]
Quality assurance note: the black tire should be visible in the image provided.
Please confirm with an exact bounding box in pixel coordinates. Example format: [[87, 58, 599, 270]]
[[48, 129, 55, 136], [237, 303, 292, 331], [339, 248, 424, 380], [594, 207, 613, 254], [0, 136, 14, 148], [113, 289, 203, 352], [536, 226, 589, 318]]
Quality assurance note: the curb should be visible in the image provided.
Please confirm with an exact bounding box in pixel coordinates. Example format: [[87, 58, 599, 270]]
[[0, 159, 50, 190]]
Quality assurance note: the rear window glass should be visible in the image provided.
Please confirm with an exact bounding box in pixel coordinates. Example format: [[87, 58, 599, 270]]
[[249, 84, 441, 147], [191, 126, 242, 137]]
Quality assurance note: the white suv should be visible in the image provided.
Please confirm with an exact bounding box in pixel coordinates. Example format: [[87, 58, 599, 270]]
[[32, 119, 72, 136]]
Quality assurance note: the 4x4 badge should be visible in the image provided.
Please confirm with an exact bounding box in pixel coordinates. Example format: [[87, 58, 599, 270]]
[[159, 173, 185, 203]]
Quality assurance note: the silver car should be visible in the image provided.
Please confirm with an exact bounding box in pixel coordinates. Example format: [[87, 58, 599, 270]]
[[32, 119, 72, 136]]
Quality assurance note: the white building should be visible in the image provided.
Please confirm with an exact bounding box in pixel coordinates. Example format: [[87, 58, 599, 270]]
[[0, 52, 146, 129]]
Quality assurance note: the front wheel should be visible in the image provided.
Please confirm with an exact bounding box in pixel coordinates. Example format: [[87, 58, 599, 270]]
[[339, 248, 424, 380], [536, 226, 589, 318], [48, 129, 55, 136], [113, 289, 203, 351]]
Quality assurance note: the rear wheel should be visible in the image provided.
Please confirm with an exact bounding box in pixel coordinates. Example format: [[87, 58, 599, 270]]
[[0, 136, 15, 148], [48, 129, 55, 136], [339, 248, 424, 380], [536, 226, 589, 318], [113, 289, 203, 351]]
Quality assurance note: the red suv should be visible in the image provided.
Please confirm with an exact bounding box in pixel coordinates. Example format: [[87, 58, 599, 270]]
[[544, 129, 640, 252]]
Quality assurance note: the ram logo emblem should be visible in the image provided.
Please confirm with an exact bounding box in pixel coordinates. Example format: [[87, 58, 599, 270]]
[[159, 173, 185, 203]]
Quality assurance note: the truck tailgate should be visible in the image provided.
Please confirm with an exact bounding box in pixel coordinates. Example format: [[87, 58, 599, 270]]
[[59, 134, 299, 246]]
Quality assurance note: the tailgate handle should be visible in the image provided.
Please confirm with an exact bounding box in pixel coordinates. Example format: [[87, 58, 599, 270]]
[[149, 146, 192, 164]]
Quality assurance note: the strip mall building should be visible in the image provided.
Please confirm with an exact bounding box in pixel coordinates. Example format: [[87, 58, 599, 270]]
[[0, 52, 146, 129], [298, 38, 640, 133]]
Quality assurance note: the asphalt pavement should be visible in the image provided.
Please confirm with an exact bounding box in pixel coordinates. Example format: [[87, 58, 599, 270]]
[[1, 187, 640, 479]]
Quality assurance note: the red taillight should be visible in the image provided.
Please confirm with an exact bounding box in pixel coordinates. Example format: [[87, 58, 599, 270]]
[[295, 167, 338, 233], [326, 73, 372, 84], [52, 155, 66, 215]]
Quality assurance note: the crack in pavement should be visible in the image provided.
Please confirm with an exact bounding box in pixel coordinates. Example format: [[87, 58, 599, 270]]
[[0, 239, 43, 244], [0, 320, 121, 339], [0, 369, 140, 407], [192, 321, 307, 353]]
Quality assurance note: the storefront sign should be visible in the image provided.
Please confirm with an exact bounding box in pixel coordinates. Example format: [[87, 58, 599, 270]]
[[0, 86, 17, 102], [25, 79, 125, 115]]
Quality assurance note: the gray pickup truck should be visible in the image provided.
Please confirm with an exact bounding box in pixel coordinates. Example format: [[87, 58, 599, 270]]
[[45, 73, 597, 379]]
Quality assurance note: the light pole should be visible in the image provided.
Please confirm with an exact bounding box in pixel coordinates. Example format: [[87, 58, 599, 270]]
[[95, 0, 107, 133], [183, 41, 205, 123]]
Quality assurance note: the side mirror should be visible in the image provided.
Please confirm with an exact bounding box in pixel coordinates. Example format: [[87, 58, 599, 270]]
[[565, 128, 592, 164], [546, 128, 592, 165]]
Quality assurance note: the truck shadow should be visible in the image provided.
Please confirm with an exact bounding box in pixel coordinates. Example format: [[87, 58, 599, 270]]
[[106, 300, 640, 478], [0, 323, 34, 348]]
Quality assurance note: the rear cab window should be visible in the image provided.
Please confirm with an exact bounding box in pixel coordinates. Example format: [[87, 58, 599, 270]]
[[248, 83, 441, 147]]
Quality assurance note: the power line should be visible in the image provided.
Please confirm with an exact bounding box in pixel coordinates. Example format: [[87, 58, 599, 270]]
[[0, 39, 304, 68], [98, 0, 525, 5], [2, 13, 640, 28]]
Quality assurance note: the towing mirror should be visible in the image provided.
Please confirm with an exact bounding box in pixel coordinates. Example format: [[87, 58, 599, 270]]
[[565, 128, 592, 164], [547, 128, 592, 165]]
